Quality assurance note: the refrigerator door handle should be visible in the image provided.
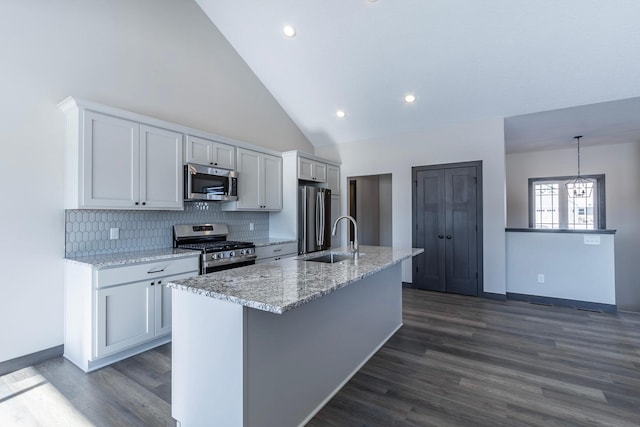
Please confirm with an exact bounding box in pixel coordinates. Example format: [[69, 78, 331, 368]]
[[319, 192, 324, 246], [316, 192, 322, 246], [301, 189, 307, 253]]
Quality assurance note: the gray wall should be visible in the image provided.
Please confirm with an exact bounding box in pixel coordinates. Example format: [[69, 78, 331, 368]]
[[506, 141, 640, 312], [0, 0, 313, 363], [318, 117, 507, 291]]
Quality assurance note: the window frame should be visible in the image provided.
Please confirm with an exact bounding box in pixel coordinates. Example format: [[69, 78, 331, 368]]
[[528, 174, 606, 229]]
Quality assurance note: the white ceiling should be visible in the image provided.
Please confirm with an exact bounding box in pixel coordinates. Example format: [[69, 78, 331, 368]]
[[195, 0, 640, 151], [505, 97, 640, 153]]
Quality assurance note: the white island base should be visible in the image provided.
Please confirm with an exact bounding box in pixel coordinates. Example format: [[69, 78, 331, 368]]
[[171, 263, 402, 427]]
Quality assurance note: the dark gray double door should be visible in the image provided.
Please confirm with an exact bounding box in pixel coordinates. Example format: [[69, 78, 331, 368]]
[[412, 162, 482, 296]]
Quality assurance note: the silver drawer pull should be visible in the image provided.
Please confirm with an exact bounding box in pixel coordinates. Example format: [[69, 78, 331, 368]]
[[147, 267, 166, 274]]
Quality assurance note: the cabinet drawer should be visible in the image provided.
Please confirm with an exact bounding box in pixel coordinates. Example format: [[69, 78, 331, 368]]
[[255, 242, 297, 261], [96, 256, 199, 288]]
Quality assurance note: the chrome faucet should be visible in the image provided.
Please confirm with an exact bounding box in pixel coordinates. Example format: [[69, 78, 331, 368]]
[[331, 215, 359, 258]]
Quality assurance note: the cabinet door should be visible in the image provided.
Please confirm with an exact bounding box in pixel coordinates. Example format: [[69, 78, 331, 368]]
[[140, 125, 183, 210], [95, 280, 154, 358], [327, 165, 340, 195], [211, 142, 236, 170], [313, 162, 327, 183], [154, 271, 196, 336], [185, 136, 236, 170], [82, 111, 139, 208], [185, 135, 211, 165], [262, 154, 283, 210], [236, 148, 261, 209], [298, 157, 314, 181]]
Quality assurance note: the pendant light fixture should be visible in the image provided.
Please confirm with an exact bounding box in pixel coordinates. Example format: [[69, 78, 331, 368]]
[[565, 135, 592, 198]]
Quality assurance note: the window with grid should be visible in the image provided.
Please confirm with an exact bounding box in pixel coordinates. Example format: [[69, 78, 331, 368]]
[[529, 175, 605, 230]]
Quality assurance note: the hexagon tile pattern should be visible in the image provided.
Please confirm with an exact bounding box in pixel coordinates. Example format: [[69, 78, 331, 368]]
[[65, 202, 269, 258]]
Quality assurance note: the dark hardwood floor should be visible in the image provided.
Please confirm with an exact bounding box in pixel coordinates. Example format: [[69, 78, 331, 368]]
[[2, 289, 639, 426]]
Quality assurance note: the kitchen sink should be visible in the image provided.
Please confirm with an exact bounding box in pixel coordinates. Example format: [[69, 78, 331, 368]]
[[304, 253, 354, 264]]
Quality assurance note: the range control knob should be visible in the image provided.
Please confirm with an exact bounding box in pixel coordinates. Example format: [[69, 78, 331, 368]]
[[240, 249, 246, 255], [214, 253, 223, 260], [229, 251, 235, 257]]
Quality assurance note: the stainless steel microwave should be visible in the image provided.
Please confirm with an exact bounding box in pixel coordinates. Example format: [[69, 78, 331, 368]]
[[184, 163, 238, 202]]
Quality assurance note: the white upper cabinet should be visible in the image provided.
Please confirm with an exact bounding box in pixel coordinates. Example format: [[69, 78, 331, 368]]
[[140, 125, 184, 209], [76, 111, 183, 210], [224, 148, 282, 211], [298, 157, 327, 183], [81, 111, 139, 208], [235, 149, 260, 209], [185, 135, 235, 170], [327, 164, 340, 195], [60, 97, 288, 212], [262, 154, 283, 210]]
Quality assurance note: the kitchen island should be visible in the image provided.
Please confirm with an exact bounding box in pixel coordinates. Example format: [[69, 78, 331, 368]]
[[168, 245, 423, 427]]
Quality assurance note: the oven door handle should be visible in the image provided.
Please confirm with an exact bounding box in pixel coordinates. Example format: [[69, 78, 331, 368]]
[[147, 267, 166, 274], [202, 255, 257, 269]]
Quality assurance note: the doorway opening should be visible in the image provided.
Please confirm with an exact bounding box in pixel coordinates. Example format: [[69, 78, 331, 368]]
[[346, 174, 392, 247]]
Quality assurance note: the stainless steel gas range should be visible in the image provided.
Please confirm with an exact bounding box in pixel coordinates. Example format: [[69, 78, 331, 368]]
[[173, 224, 256, 275]]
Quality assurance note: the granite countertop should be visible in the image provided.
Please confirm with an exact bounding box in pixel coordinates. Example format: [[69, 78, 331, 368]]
[[168, 245, 423, 314], [248, 237, 297, 247], [64, 248, 200, 268]]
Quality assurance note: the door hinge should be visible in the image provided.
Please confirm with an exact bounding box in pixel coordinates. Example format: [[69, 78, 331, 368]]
[[475, 272, 478, 279], [473, 176, 477, 184]]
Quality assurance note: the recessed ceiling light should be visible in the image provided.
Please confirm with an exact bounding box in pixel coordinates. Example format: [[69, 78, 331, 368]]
[[336, 110, 346, 118], [404, 93, 417, 104], [283, 25, 296, 38]]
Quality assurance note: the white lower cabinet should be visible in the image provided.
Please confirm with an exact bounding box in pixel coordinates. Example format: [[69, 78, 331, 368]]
[[155, 277, 174, 336], [95, 271, 192, 358], [64, 255, 199, 372], [96, 280, 154, 358]]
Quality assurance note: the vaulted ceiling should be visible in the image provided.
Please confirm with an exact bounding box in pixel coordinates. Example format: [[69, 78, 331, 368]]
[[195, 0, 640, 152]]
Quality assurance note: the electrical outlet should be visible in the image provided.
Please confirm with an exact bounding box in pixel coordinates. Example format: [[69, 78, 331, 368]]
[[537, 274, 545, 283], [584, 235, 600, 245], [109, 227, 120, 240], [249, 222, 254, 231]]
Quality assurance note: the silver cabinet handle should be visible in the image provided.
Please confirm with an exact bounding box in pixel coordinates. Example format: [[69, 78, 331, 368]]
[[147, 267, 166, 274]]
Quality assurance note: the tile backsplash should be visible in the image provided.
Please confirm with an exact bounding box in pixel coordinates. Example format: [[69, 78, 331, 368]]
[[65, 202, 269, 258]]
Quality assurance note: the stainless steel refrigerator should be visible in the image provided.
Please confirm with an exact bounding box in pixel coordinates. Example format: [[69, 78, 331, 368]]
[[298, 186, 331, 254]]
